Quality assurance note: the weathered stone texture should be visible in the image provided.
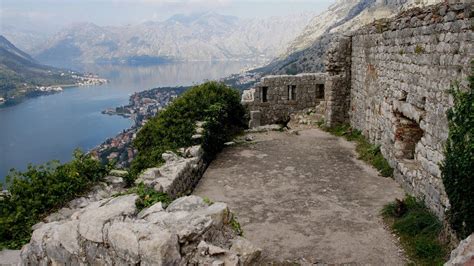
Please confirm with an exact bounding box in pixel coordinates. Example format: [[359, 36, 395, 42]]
[[135, 145, 206, 199], [20, 195, 261, 265], [325, 35, 352, 126], [244, 73, 327, 125], [349, 2, 473, 217], [445, 233, 474, 266]]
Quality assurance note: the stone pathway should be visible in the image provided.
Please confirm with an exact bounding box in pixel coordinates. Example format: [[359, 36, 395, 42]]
[[194, 128, 406, 264]]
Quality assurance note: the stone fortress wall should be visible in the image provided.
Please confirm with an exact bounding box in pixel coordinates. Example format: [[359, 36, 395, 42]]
[[348, 1, 472, 218], [244, 0, 473, 218]]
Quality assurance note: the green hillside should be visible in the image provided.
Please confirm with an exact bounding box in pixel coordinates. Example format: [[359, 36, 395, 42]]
[[0, 35, 79, 105]]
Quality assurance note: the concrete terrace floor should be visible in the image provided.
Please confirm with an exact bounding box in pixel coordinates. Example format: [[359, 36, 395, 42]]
[[194, 128, 407, 264]]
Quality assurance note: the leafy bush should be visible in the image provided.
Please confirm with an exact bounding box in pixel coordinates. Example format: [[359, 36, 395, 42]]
[[382, 196, 448, 265], [441, 63, 474, 239], [131, 81, 246, 176], [320, 123, 393, 177], [0, 150, 109, 249]]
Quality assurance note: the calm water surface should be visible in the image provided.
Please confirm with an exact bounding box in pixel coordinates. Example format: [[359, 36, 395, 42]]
[[0, 61, 252, 182]]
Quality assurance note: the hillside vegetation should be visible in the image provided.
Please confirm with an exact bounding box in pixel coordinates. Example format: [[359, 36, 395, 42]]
[[0, 150, 109, 249], [0, 35, 79, 104], [131, 81, 246, 175]]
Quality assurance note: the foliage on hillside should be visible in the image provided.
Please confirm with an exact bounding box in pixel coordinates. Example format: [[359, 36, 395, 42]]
[[130, 81, 246, 176], [0, 150, 109, 249], [382, 196, 448, 265], [441, 64, 474, 239], [0, 36, 79, 103]]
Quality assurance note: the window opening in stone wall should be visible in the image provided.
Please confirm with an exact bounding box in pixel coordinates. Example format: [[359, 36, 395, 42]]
[[288, 85, 296, 100], [316, 84, 325, 100], [261, 87, 268, 103], [394, 112, 424, 160]]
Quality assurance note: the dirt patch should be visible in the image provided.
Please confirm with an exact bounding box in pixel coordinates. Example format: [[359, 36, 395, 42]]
[[194, 128, 406, 264]]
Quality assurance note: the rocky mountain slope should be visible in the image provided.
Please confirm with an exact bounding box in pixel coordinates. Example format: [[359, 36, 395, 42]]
[[256, 0, 443, 75], [32, 12, 316, 68], [0, 36, 78, 99], [0, 36, 101, 105]]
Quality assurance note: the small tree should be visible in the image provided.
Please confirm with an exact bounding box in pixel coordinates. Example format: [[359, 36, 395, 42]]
[[441, 63, 474, 239]]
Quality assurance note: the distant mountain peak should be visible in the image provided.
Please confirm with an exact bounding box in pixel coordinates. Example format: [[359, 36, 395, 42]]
[[0, 35, 36, 63]]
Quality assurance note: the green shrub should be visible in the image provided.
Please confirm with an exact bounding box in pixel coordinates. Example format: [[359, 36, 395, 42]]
[[382, 196, 448, 265], [0, 150, 109, 249], [320, 124, 393, 177], [441, 63, 474, 239], [131, 81, 246, 176], [133, 183, 171, 211]]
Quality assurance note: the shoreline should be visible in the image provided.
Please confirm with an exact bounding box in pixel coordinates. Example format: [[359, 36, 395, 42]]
[[90, 86, 188, 168], [0, 76, 108, 109]]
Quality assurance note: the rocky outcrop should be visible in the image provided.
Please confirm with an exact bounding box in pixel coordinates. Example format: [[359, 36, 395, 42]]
[[20, 195, 261, 265], [445, 233, 474, 266]]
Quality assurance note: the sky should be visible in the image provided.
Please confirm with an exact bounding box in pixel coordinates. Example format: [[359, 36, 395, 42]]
[[1, 0, 334, 34]]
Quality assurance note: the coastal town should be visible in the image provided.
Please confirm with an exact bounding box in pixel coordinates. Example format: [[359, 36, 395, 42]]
[[92, 87, 187, 167], [0, 73, 108, 107], [35, 73, 108, 93]]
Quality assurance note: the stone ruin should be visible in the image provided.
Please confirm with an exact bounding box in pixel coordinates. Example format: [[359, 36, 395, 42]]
[[244, 73, 327, 126], [243, 1, 473, 220]]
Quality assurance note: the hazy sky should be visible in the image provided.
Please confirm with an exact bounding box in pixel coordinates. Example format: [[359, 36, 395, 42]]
[[1, 0, 334, 34]]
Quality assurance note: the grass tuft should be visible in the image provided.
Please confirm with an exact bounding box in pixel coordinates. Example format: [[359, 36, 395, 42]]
[[382, 196, 449, 265], [230, 214, 244, 236], [202, 196, 214, 206]]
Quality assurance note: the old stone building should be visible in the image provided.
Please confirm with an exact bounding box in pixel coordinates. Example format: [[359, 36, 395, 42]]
[[244, 1, 473, 218], [243, 73, 327, 126]]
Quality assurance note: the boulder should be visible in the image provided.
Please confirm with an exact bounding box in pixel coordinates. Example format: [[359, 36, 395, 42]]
[[231, 237, 262, 265], [167, 195, 208, 212], [445, 233, 474, 266], [78, 194, 138, 242]]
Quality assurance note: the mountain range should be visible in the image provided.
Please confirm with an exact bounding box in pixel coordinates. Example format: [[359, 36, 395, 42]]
[[19, 12, 316, 68], [1, 0, 443, 91]]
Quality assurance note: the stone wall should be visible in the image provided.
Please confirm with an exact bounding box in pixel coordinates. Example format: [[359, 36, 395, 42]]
[[324, 35, 352, 127], [349, 1, 473, 217], [244, 73, 327, 125], [135, 145, 206, 199]]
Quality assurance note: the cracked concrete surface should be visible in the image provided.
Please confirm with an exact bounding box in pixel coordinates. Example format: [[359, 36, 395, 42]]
[[194, 128, 406, 264]]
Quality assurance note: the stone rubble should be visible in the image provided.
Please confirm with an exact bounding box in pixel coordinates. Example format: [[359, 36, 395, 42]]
[[20, 194, 261, 265]]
